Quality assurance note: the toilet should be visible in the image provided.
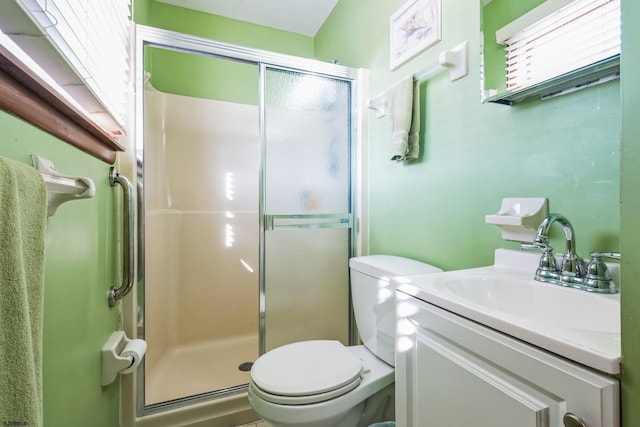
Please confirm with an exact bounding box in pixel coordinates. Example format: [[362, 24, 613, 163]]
[[248, 255, 442, 427]]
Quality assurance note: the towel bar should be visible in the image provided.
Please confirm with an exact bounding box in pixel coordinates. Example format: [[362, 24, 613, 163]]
[[108, 167, 135, 307], [32, 155, 96, 216], [368, 41, 468, 118]]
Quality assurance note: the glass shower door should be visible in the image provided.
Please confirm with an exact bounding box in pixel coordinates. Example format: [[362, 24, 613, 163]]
[[132, 26, 361, 421], [142, 46, 260, 406], [262, 67, 354, 352]]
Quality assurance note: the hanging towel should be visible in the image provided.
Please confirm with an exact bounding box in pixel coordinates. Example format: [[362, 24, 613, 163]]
[[0, 156, 47, 427], [388, 76, 420, 161]]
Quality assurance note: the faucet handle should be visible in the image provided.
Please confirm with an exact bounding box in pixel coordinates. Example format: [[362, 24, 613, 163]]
[[589, 251, 620, 261], [520, 243, 540, 251], [559, 251, 586, 284], [520, 240, 549, 252], [534, 245, 560, 283], [583, 251, 620, 294]]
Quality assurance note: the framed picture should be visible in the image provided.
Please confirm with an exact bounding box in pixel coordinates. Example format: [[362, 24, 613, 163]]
[[390, 0, 441, 70]]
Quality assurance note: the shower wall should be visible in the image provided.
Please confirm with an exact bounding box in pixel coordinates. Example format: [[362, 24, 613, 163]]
[[144, 87, 259, 397]]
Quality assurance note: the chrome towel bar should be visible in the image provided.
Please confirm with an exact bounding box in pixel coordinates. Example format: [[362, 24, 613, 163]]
[[108, 167, 135, 307]]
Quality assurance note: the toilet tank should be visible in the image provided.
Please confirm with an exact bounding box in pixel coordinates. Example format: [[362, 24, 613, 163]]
[[349, 255, 441, 366]]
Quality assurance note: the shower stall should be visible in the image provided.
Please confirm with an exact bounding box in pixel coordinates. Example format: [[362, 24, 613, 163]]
[[131, 26, 364, 422]]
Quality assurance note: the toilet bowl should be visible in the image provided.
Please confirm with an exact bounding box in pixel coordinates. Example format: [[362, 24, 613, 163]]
[[249, 344, 394, 427], [248, 255, 442, 427]]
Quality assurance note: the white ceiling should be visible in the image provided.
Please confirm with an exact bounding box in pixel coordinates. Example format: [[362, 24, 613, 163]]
[[155, 0, 340, 37]]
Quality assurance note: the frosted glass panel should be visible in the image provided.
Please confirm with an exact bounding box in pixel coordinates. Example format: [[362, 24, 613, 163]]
[[262, 67, 353, 352], [264, 69, 351, 214], [264, 228, 350, 351]]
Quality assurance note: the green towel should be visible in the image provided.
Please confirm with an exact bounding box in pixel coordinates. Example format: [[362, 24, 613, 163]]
[[0, 156, 47, 427], [389, 76, 420, 161]]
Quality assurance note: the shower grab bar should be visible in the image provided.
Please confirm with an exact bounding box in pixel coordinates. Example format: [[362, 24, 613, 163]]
[[265, 213, 353, 230], [108, 167, 135, 308]]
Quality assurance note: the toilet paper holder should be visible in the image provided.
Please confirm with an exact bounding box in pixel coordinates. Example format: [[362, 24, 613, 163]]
[[102, 331, 147, 386]]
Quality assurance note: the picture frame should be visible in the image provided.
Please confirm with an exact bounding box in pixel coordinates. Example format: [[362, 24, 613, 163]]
[[389, 0, 441, 70]]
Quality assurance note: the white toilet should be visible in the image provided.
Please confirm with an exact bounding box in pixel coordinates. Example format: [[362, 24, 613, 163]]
[[248, 255, 442, 427]]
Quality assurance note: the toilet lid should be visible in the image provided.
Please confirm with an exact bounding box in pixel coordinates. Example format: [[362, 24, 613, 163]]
[[251, 340, 363, 397]]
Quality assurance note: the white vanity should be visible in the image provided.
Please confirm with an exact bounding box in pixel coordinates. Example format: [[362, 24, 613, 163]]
[[393, 249, 620, 427]]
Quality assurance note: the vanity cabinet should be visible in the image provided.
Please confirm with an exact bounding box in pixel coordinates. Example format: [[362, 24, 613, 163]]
[[395, 292, 619, 427]]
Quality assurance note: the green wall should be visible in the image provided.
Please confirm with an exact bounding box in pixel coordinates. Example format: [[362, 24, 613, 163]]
[[620, 0, 640, 424], [316, 0, 619, 271], [318, 0, 635, 424], [133, 0, 313, 58], [481, 0, 547, 95], [134, 0, 313, 102], [145, 48, 259, 104], [0, 111, 120, 427]]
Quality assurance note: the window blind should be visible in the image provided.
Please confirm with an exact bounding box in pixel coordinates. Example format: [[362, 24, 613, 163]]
[[9, 0, 131, 133], [500, 0, 620, 94]]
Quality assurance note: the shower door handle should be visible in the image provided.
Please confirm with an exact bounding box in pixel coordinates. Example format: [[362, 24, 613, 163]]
[[264, 214, 353, 230], [108, 167, 135, 308]]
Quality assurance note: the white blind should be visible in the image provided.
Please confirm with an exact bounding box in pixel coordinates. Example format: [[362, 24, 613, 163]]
[[502, 0, 620, 92], [15, 0, 131, 133]]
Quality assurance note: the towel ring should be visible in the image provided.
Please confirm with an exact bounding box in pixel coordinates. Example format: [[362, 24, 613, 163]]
[[108, 167, 135, 308]]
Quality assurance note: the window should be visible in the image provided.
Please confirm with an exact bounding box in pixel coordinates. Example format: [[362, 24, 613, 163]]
[[0, 0, 131, 135], [488, 0, 620, 104]]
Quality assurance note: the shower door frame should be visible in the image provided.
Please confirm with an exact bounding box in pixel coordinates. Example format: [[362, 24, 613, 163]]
[[129, 24, 368, 420]]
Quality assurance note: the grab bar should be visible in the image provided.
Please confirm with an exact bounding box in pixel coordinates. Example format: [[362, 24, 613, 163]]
[[108, 167, 135, 308]]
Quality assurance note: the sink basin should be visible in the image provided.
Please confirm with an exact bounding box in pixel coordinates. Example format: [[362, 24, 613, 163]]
[[395, 249, 621, 374], [437, 272, 619, 333]]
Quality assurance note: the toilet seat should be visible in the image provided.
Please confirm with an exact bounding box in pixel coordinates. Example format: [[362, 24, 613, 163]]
[[250, 340, 363, 405], [250, 376, 362, 405]]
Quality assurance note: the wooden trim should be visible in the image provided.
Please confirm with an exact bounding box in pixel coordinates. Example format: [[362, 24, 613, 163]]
[[0, 45, 124, 164]]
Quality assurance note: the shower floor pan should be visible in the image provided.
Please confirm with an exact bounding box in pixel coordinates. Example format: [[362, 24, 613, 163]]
[[145, 334, 258, 404]]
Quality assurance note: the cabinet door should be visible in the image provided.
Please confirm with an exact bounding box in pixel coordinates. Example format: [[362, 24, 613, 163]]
[[410, 330, 551, 426], [395, 294, 619, 427]]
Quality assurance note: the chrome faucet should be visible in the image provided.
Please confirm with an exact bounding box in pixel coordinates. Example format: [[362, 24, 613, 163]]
[[521, 213, 619, 294], [534, 213, 584, 285]]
